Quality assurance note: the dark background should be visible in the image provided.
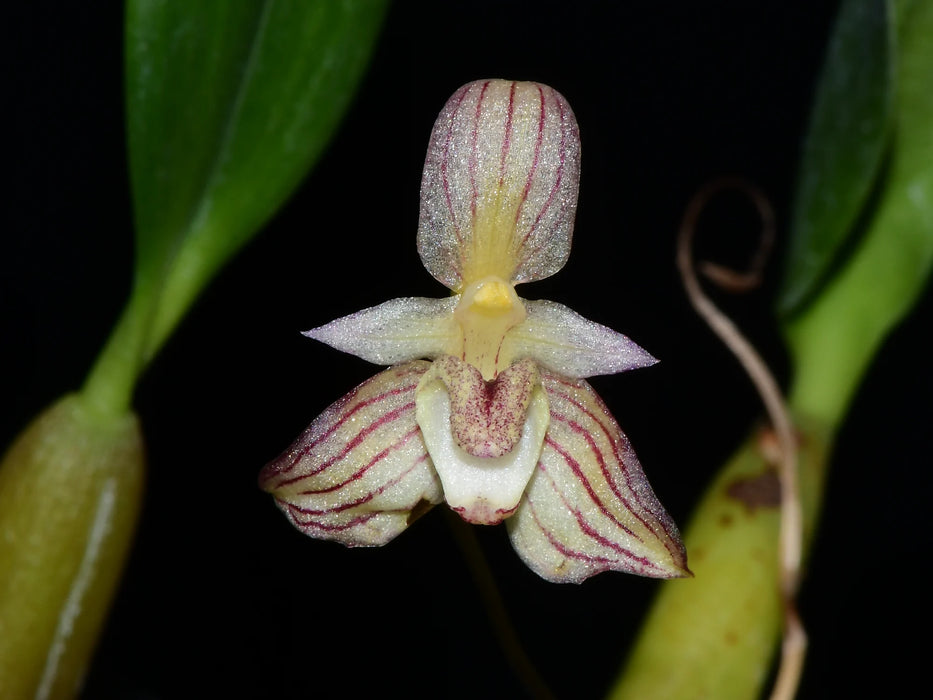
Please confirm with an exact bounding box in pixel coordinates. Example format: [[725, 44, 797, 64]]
[[5, 1, 931, 698]]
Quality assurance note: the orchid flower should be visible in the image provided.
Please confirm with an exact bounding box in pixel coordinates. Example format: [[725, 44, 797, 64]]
[[259, 79, 689, 583]]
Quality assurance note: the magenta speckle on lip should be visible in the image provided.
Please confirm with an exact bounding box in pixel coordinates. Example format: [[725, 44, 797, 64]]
[[424, 355, 539, 458]]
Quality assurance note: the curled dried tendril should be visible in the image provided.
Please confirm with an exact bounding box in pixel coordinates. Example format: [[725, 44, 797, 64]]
[[676, 178, 805, 700]]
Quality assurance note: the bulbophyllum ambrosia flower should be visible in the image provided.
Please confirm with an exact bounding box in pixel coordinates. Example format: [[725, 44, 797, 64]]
[[259, 79, 689, 583]]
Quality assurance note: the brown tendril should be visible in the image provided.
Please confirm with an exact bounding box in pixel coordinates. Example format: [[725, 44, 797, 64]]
[[694, 177, 777, 292], [676, 177, 806, 700]]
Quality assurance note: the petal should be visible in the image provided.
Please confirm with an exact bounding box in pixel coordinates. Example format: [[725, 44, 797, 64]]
[[502, 299, 658, 378], [507, 371, 689, 583], [418, 80, 581, 290], [259, 361, 443, 546], [416, 357, 550, 525], [304, 297, 459, 366]]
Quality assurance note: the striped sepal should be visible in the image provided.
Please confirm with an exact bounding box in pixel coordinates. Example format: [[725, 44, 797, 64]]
[[508, 371, 690, 583], [417, 79, 581, 290], [258, 361, 443, 547]]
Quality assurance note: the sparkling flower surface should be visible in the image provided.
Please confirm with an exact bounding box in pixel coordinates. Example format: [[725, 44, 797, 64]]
[[259, 79, 688, 583]]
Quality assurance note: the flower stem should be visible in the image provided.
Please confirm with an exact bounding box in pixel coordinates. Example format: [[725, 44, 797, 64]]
[[0, 394, 145, 698], [444, 511, 556, 700], [606, 416, 832, 700]]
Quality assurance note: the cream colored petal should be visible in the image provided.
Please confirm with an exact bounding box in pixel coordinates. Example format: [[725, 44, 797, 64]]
[[304, 297, 459, 366], [418, 80, 581, 290], [507, 370, 689, 583], [502, 299, 658, 378], [259, 362, 443, 547]]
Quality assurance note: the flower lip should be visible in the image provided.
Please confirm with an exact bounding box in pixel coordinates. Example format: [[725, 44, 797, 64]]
[[416, 357, 551, 526], [418, 356, 541, 459]]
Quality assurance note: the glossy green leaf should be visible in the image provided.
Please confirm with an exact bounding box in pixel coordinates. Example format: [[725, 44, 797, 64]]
[[777, 0, 894, 316], [784, 0, 933, 427], [125, 0, 389, 358]]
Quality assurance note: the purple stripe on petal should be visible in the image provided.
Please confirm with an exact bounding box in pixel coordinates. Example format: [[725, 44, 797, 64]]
[[418, 80, 581, 289], [520, 88, 567, 249], [296, 426, 422, 494], [525, 497, 618, 570], [527, 491, 669, 577], [499, 81, 517, 189], [542, 433, 644, 543], [544, 375, 685, 562], [469, 80, 491, 219], [513, 89, 579, 279], [514, 83, 546, 224], [260, 361, 443, 547], [271, 401, 416, 489], [549, 407, 662, 544], [282, 502, 378, 532], [506, 369, 688, 583], [288, 452, 431, 514], [529, 452, 669, 576], [441, 83, 472, 251], [261, 365, 425, 480]]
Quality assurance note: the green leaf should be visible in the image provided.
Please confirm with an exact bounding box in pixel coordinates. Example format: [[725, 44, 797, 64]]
[[784, 0, 933, 427], [83, 0, 388, 415], [124, 0, 389, 359], [777, 0, 894, 316]]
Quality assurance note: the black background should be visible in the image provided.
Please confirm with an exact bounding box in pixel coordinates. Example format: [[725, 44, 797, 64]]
[[5, 1, 932, 698]]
